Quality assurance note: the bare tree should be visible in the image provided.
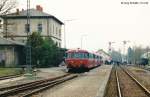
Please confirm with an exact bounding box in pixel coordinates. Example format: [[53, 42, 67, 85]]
[[0, 0, 17, 15]]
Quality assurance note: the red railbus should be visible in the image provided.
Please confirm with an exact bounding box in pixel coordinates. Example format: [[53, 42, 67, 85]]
[[65, 49, 102, 71]]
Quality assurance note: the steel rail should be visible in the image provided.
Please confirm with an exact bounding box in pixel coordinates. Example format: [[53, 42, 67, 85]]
[[121, 66, 150, 97], [115, 69, 122, 97], [0, 73, 70, 91], [22, 74, 78, 97], [102, 65, 114, 97], [0, 74, 77, 97], [0, 74, 22, 80]]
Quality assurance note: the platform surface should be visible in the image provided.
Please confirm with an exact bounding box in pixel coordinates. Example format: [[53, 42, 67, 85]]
[[38, 65, 112, 97]]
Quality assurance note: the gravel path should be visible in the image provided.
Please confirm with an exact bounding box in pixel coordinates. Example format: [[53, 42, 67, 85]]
[[33, 65, 112, 97]]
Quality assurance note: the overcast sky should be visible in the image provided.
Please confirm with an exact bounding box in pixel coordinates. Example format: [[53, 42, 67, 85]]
[[18, 0, 150, 52]]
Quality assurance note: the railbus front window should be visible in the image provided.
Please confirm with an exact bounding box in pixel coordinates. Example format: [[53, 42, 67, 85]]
[[66, 52, 89, 59]]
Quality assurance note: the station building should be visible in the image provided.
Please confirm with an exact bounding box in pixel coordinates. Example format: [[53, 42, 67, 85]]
[[0, 5, 63, 47]]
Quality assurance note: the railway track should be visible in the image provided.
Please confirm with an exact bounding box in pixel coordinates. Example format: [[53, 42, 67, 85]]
[[0, 73, 78, 97], [116, 66, 150, 97], [0, 74, 22, 80], [104, 65, 118, 97]]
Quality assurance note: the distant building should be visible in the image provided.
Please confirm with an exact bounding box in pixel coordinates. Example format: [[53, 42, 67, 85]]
[[141, 52, 150, 59], [0, 5, 63, 47], [0, 37, 25, 67], [97, 49, 111, 63]]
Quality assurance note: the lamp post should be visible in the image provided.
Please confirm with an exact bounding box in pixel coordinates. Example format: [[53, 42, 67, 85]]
[[122, 40, 130, 64], [63, 19, 76, 48], [81, 35, 87, 49]]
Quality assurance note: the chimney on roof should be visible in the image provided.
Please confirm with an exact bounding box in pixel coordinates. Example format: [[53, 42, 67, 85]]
[[36, 5, 43, 12], [16, 9, 19, 15]]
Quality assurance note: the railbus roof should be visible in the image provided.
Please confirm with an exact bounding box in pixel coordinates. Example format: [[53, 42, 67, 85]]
[[66, 49, 89, 53]]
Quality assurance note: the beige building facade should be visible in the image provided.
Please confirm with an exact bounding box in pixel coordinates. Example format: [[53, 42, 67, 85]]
[[0, 5, 63, 47]]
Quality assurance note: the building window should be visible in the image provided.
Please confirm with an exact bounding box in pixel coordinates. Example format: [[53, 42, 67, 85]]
[[53, 25, 54, 34], [59, 43, 61, 47], [56, 27, 58, 35], [0, 20, 2, 29], [59, 29, 61, 37], [0, 19, 2, 27], [56, 42, 58, 46], [25, 24, 30, 33], [37, 24, 42, 32]]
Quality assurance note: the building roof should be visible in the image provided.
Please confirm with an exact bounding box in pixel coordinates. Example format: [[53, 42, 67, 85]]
[[0, 9, 63, 25], [0, 37, 25, 46], [97, 49, 110, 56]]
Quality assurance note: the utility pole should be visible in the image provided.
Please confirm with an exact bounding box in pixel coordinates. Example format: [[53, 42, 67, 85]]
[[146, 46, 149, 65], [26, 0, 32, 75], [108, 41, 115, 54], [122, 40, 130, 64], [4, 16, 8, 39], [108, 41, 115, 64], [63, 23, 66, 48], [3, 15, 14, 39]]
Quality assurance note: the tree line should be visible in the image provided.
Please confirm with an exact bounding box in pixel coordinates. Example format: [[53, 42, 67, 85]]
[[127, 46, 149, 65], [111, 46, 150, 65]]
